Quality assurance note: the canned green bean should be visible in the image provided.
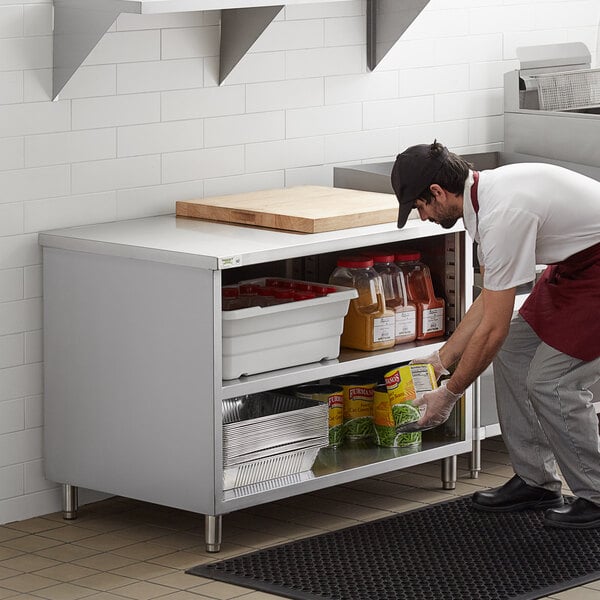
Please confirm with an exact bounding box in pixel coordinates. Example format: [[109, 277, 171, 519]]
[[294, 384, 344, 448], [330, 375, 377, 441], [372, 384, 421, 448]]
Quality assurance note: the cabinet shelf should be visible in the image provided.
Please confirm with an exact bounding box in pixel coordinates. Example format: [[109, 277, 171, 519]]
[[223, 437, 470, 509], [221, 339, 446, 399]]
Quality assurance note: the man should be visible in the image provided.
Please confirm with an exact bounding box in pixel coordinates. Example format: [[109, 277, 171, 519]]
[[391, 141, 600, 528]]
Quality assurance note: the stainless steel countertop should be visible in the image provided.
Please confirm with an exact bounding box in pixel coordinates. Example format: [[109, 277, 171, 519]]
[[39, 213, 461, 270]]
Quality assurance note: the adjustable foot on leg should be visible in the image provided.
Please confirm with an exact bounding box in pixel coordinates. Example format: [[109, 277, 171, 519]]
[[62, 484, 79, 520], [470, 438, 481, 479], [441, 455, 457, 490], [205, 514, 222, 552]]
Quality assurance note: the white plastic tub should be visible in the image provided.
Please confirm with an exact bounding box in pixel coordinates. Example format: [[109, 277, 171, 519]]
[[221, 280, 357, 380]]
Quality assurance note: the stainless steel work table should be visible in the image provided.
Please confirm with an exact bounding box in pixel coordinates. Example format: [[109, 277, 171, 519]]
[[39, 213, 473, 552]]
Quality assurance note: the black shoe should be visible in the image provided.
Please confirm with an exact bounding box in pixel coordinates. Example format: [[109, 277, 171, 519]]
[[544, 498, 600, 529], [471, 475, 564, 513]]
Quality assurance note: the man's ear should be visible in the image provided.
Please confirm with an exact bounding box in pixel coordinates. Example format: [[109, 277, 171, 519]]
[[429, 184, 445, 199]]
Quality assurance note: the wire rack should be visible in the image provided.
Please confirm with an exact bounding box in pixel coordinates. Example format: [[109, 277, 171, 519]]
[[534, 68, 600, 111]]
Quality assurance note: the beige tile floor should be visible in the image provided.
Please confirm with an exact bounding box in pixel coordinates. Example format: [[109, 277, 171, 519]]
[[0, 437, 597, 600]]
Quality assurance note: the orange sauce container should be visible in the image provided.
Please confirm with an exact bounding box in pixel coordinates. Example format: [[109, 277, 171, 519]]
[[396, 251, 445, 340], [329, 256, 395, 351]]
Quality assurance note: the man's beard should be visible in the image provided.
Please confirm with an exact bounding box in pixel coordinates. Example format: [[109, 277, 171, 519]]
[[439, 217, 459, 229]]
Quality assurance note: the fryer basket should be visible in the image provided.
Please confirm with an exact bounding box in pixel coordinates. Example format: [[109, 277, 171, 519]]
[[534, 68, 600, 111]]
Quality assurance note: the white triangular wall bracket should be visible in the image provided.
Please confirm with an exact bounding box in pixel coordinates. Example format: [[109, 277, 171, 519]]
[[367, 0, 431, 71]]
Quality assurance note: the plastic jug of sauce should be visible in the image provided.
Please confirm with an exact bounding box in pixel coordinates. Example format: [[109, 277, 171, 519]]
[[395, 251, 445, 340], [368, 251, 417, 344], [329, 256, 395, 351]]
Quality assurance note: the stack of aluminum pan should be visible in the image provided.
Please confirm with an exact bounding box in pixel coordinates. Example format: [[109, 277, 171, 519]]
[[222, 392, 328, 490]]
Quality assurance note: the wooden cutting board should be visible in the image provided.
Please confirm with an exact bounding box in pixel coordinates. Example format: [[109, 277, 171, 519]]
[[176, 186, 398, 233]]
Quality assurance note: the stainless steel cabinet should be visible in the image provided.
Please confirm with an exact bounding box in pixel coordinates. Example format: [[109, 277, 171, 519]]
[[40, 213, 473, 551]]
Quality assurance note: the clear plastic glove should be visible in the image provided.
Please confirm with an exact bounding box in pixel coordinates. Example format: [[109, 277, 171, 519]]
[[409, 349, 449, 380], [395, 381, 463, 433]]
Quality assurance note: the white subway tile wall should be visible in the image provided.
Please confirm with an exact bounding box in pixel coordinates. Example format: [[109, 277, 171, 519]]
[[204, 110, 285, 146], [246, 77, 324, 112], [0, 203, 23, 236], [0, 71, 23, 103], [116, 180, 205, 219], [246, 136, 325, 173], [204, 169, 285, 197], [0, 334, 24, 370], [161, 85, 245, 120], [116, 58, 205, 94], [25, 129, 116, 167], [0, 0, 598, 524], [0, 269, 23, 303]]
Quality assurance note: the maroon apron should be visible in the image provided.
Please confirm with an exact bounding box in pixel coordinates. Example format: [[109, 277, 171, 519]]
[[471, 171, 600, 361]]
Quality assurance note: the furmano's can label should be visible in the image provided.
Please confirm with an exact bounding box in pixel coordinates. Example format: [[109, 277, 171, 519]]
[[326, 392, 344, 446], [373, 385, 421, 448], [384, 363, 437, 423], [384, 364, 436, 404], [330, 376, 376, 441]]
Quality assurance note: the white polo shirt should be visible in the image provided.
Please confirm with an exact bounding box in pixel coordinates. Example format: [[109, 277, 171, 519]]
[[462, 163, 600, 291]]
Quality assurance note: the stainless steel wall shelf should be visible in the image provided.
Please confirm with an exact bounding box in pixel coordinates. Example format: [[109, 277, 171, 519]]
[[53, 0, 431, 100], [53, 0, 297, 99]]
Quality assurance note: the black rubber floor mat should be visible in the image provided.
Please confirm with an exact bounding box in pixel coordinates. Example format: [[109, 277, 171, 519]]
[[187, 496, 600, 600]]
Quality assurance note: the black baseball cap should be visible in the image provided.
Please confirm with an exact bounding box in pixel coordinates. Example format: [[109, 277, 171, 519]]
[[391, 141, 449, 228]]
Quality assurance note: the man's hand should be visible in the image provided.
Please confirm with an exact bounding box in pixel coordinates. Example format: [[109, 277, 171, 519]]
[[408, 349, 449, 380], [396, 382, 463, 432]]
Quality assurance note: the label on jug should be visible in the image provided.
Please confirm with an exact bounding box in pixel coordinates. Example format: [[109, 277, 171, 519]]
[[372, 316, 394, 343], [396, 309, 416, 338], [422, 307, 444, 335]]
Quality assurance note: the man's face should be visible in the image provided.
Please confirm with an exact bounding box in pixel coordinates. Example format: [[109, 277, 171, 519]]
[[413, 187, 461, 229]]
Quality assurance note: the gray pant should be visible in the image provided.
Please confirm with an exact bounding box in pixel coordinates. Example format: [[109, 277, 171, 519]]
[[493, 314, 600, 504]]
